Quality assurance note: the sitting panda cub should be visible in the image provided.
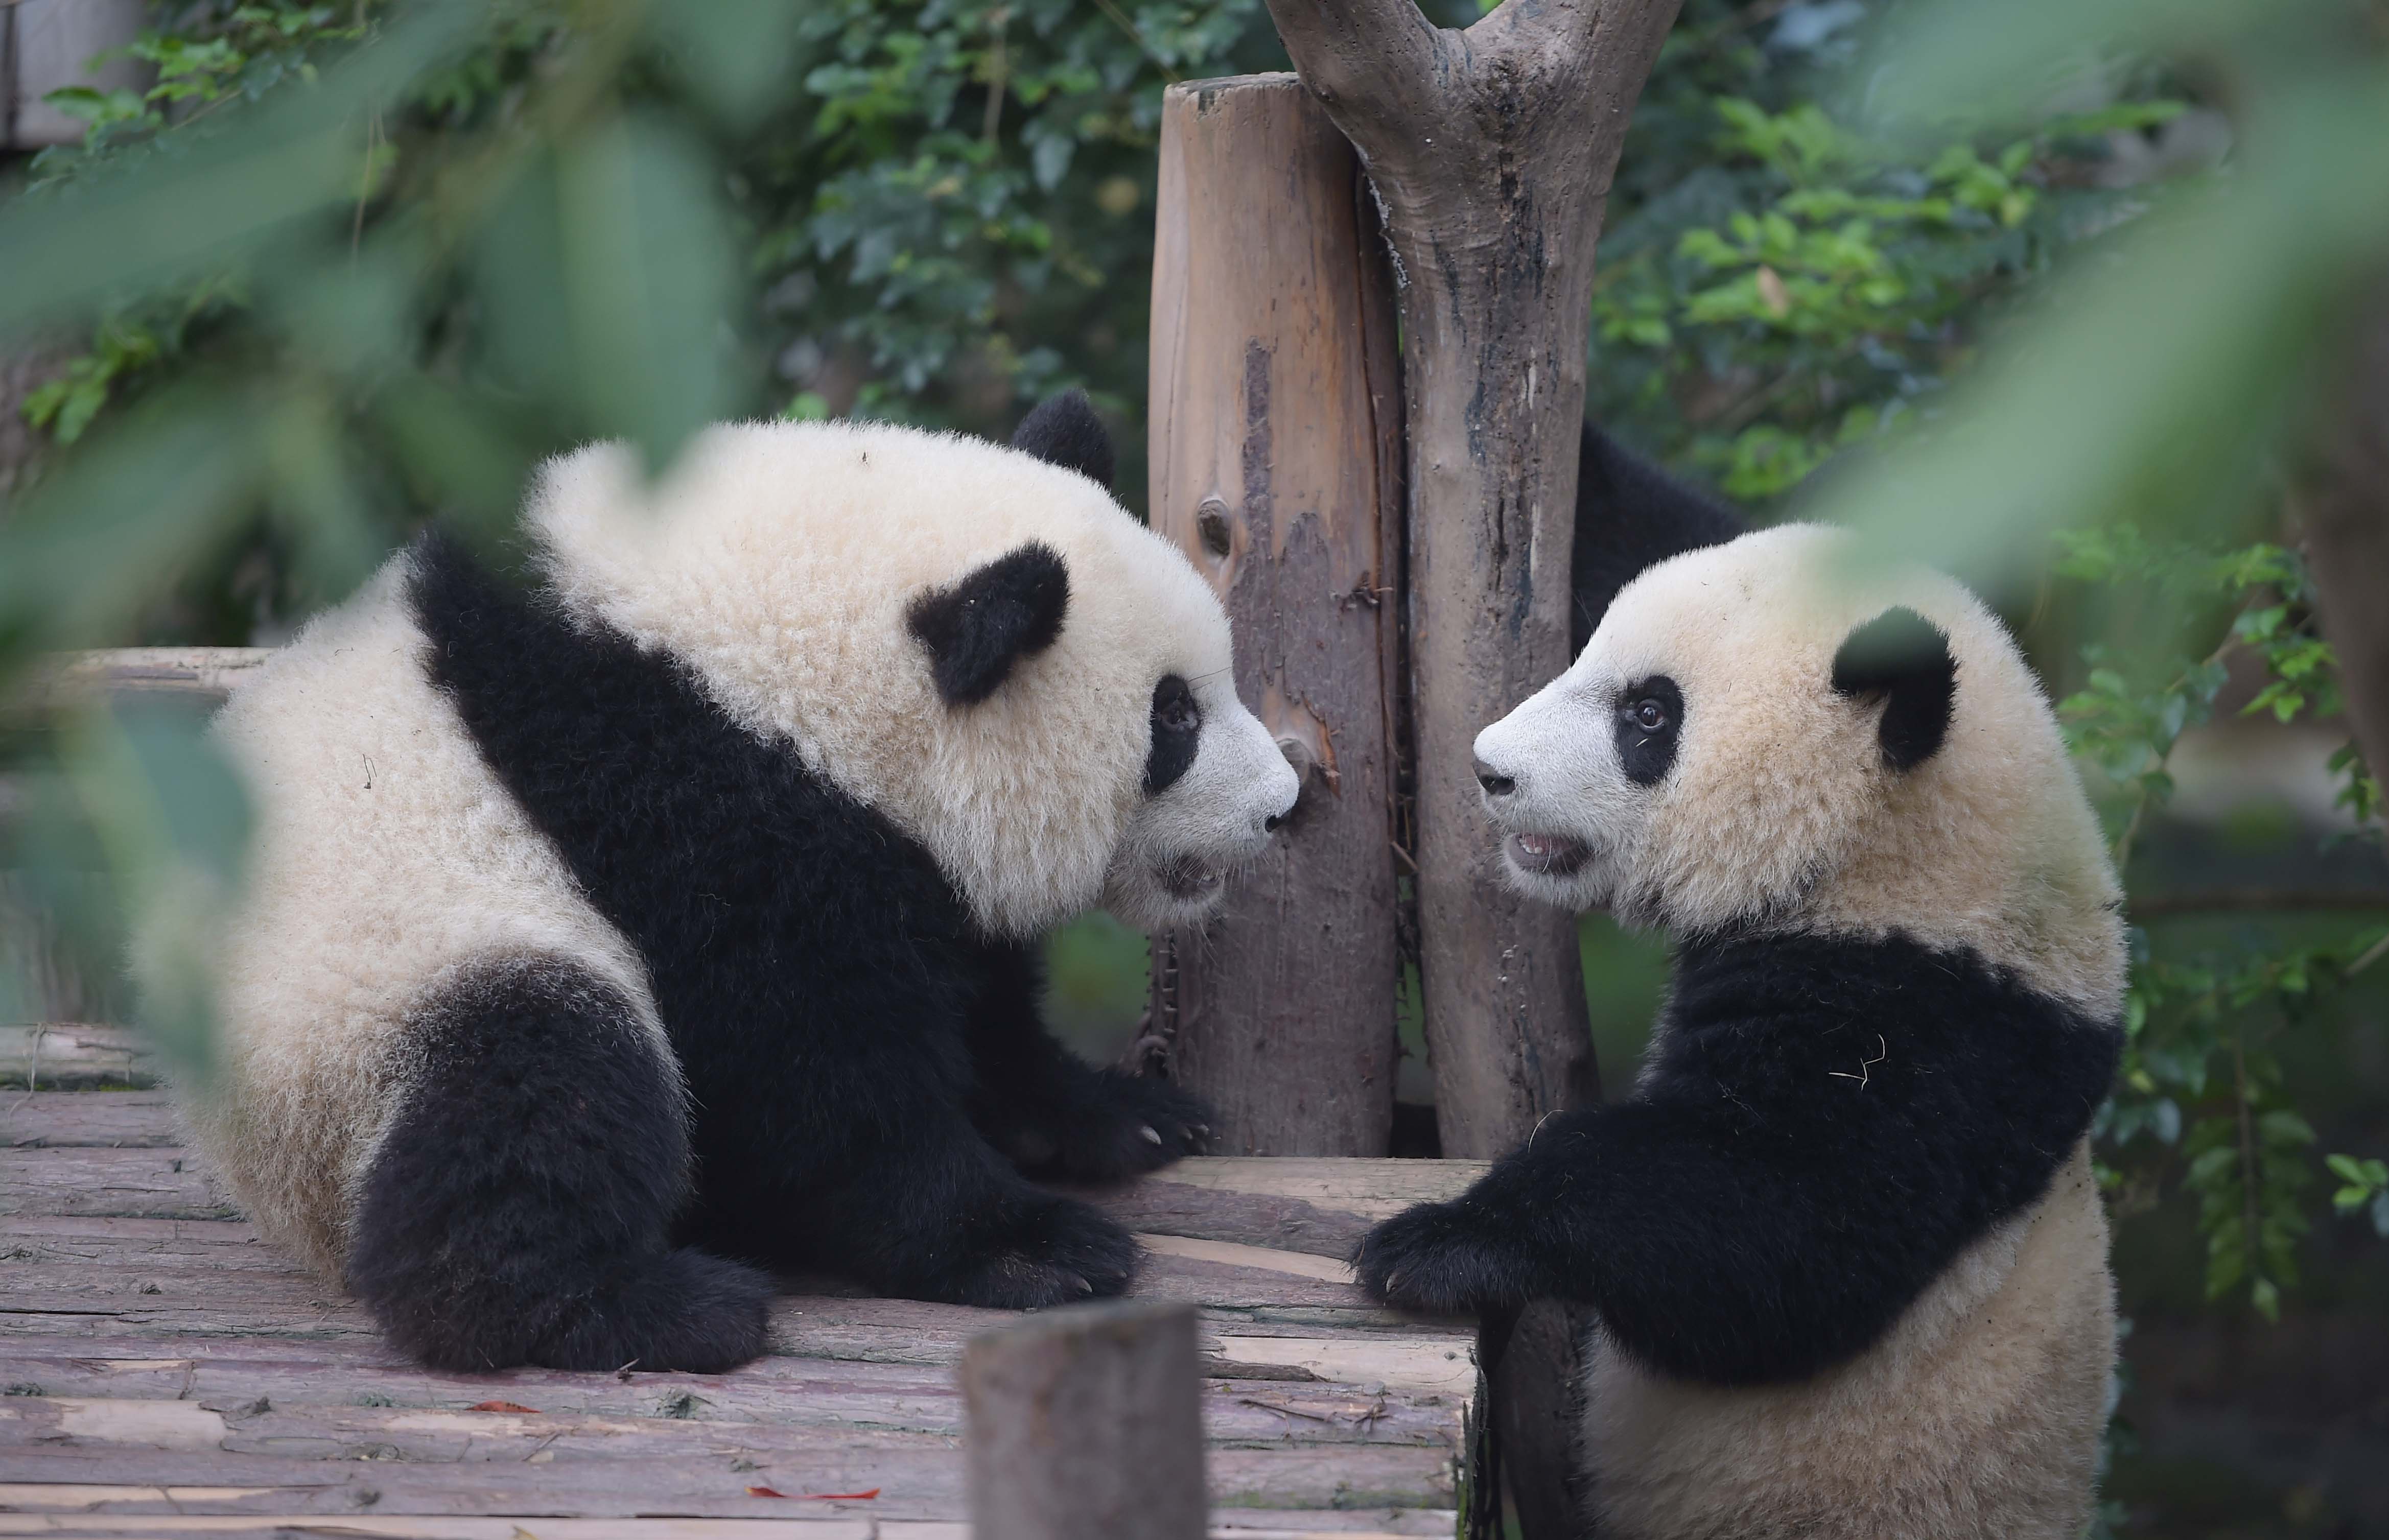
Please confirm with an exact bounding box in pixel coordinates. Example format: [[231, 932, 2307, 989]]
[[184, 393, 1298, 1375], [1357, 430, 2124, 1539]]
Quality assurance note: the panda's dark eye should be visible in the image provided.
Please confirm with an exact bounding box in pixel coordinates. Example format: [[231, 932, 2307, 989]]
[[1156, 681, 1201, 735], [1614, 675, 1684, 788], [1145, 675, 1202, 795]]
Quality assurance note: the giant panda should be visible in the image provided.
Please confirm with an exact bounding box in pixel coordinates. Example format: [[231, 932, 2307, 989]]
[[178, 392, 1299, 1375], [1357, 430, 2123, 1538]]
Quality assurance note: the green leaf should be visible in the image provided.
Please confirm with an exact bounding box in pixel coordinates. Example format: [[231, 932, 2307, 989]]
[[1823, 74, 2389, 599], [0, 0, 481, 338], [0, 384, 260, 662], [553, 113, 742, 471], [647, 0, 802, 129]]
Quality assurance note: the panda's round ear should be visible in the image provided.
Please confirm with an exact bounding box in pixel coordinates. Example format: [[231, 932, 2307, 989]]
[[908, 542, 1071, 706], [1832, 607, 1956, 772], [1010, 389, 1116, 493]]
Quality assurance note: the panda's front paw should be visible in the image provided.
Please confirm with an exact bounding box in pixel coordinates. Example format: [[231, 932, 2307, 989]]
[[944, 1195, 1142, 1309], [1028, 1071, 1212, 1183], [1353, 1201, 1540, 1315]]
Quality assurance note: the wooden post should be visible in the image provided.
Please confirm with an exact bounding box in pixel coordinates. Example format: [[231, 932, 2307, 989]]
[[962, 1299, 1207, 1540], [1144, 74, 1404, 1157]]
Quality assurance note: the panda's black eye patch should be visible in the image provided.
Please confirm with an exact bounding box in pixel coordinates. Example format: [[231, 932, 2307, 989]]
[[1615, 675, 1683, 788], [1145, 675, 1202, 795]]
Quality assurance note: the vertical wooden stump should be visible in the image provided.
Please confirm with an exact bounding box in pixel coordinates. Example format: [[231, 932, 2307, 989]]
[[1144, 74, 1404, 1157], [963, 1299, 1207, 1540]]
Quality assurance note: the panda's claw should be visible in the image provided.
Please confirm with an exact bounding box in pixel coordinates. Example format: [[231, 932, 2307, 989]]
[[1140, 1125, 1164, 1146]]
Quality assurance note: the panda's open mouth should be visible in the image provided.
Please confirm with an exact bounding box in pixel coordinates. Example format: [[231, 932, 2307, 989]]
[[1156, 855, 1226, 901], [1507, 832, 1591, 878]]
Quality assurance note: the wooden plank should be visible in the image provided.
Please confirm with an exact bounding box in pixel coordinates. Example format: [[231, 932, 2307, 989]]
[[0, 1092, 1479, 1531], [0, 1027, 157, 1091], [5, 1091, 177, 1147], [1144, 74, 1406, 1158], [0, 1512, 1460, 1539], [18, 649, 272, 710], [0, 1443, 1454, 1518], [0, 1339, 1460, 1450], [0, 1515, 1461, 1539]]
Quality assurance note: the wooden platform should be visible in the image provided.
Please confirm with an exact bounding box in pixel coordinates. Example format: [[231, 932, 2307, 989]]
[[1, 1059, 1487, 1539]]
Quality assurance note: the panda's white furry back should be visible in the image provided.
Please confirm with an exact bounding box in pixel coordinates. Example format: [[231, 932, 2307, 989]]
[[181, 396, 1297, 1374], [1357, 427, 2122, 1539]]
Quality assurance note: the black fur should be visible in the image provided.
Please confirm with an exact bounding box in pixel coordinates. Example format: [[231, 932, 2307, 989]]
[[908, 541, 1071, 706], [1614, 675, 1683, 788], [1010, 388, 1115, 491], [1571, 421, 1745, 653], [1833, 607, 1958, 771], [350, 956, 775, 1374], [1353, 932, 2120, 1386], [401, 532, 1207, 1355], [1144, 675, 1201, 795]]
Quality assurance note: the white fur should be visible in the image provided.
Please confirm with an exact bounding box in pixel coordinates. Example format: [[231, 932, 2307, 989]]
[[177, 419, 1293, 1278], [530, 421, 1295, 938], [1474, 523, 2124, 1537], [1474, 523, 2123, 1011]]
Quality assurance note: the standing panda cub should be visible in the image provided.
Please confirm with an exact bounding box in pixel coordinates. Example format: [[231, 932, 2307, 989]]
[[185, 392, 1298, 1376], [1356, 429, 2124, 1539]]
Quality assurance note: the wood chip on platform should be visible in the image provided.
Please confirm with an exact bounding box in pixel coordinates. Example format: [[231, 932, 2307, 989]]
[[1, 1078, 1486, 1539]]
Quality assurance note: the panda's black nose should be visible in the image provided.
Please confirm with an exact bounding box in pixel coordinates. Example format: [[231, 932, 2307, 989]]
[[1263, 811, 1286, 833], [1474, 759, 1516, 798]]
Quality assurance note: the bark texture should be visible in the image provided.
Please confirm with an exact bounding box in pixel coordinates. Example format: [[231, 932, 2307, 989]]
[[1145, 74, 1406, 1156], [2301, 294, 2389, 800], [1260, 0, 1684, 1162]]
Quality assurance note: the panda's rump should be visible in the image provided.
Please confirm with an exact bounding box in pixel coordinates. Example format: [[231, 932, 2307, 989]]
[[191, 560, 660, 1278], [1579, 1140, 2114, 1540]]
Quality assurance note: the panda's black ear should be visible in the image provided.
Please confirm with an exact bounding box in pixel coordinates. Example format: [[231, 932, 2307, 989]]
[[908, 542, 1071, 706], [1832, 607, 1956, 772], [1010, 389, 1115, 492], [1572, 421, 1745, 653]]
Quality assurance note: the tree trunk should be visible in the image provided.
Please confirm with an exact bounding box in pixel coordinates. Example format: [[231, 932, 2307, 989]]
[[1144, 74, 1405, 1156], [2302, 293, 2389, 803], [1255, 0, 1681, 1154], [1256, 4, 1684, 1532]]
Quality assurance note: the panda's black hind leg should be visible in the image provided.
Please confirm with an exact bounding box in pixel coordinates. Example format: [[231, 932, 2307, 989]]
[[348, 956, 772, 1375]]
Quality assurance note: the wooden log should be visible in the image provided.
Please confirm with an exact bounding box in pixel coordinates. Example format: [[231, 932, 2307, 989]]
[[1145, 74, 1406, 1157], [0, 1023, 155, 1089], [964, 1300, 1207, 1540], [10, 648, 272, 716]]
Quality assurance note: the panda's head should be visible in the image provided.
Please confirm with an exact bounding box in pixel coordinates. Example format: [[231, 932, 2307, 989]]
[[524, 392, 1298, 939], [1473, 523, 2124, 1008]]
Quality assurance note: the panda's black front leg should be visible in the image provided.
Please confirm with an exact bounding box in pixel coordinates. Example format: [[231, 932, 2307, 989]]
[[681, 1025, 1144, 1311], [964, 941, 1211, 1182]]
